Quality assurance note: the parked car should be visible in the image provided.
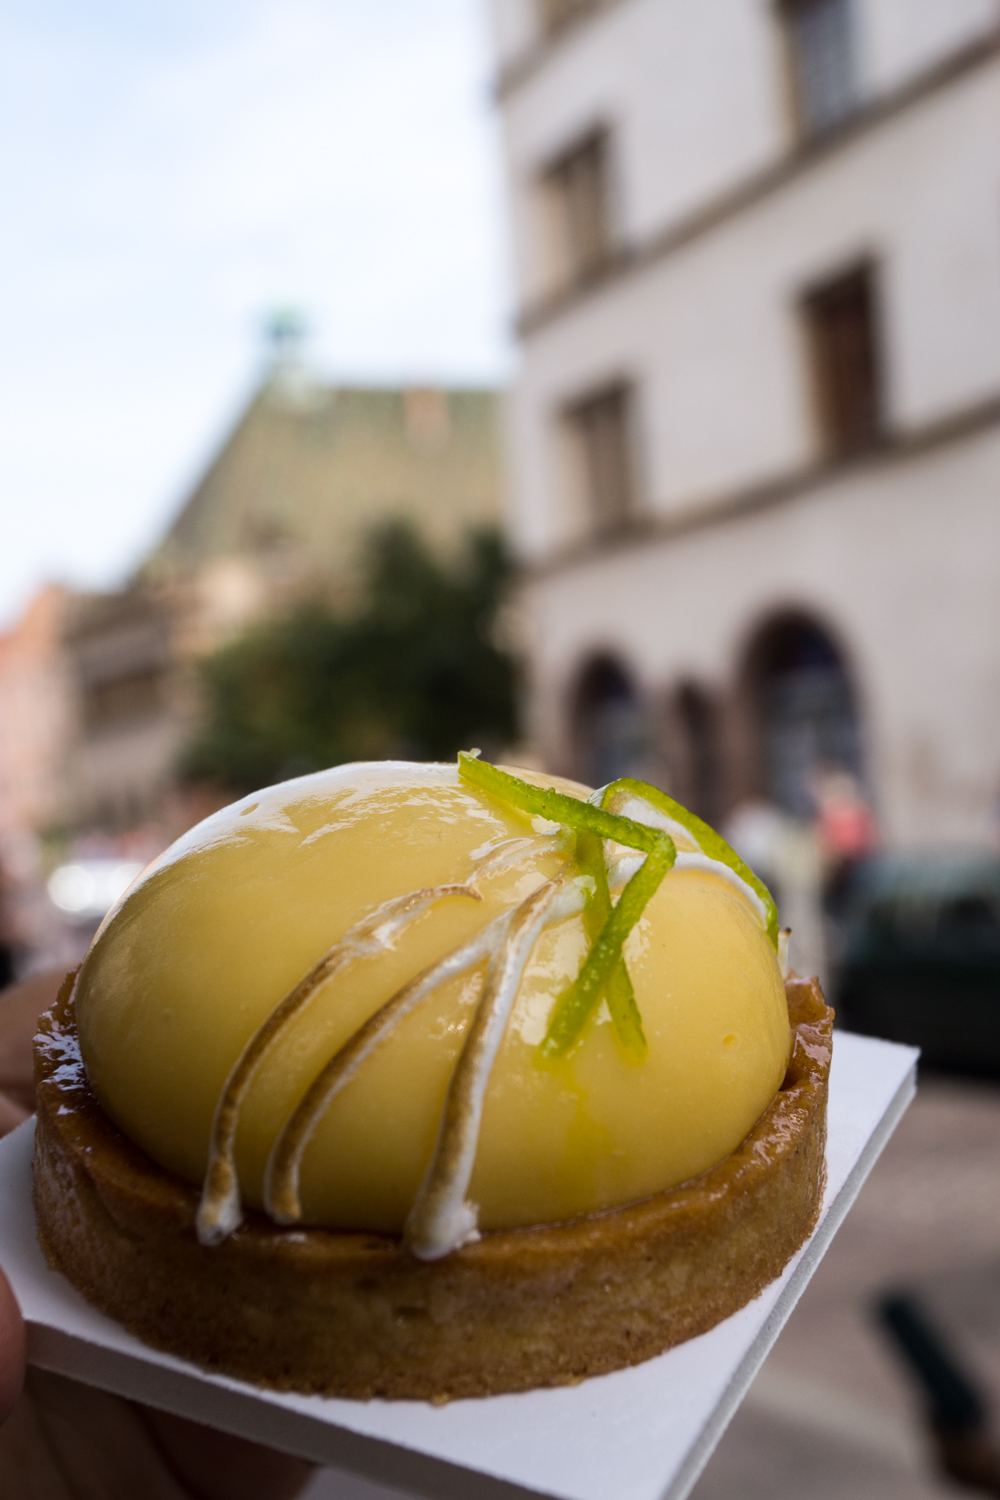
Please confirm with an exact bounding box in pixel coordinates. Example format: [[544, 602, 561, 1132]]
[[836, 855, 1000, 1077]]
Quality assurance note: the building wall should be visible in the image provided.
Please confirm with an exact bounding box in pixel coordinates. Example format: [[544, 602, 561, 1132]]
[[498, 0, 786, 303], [0, 586, 75, 964], [860, 0, 999, 93], [495, 0, 1000, 308], [50, 379, 505, 839], [524, 424, 1000, 848], [493, 0, 1000, 849], [493, 0, 999, 77], [505, 49, 1000, 558], [0, 586, 72, 842], [60, 585, 190, 833]]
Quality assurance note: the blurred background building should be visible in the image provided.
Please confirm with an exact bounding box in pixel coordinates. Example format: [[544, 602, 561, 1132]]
[[0, 338, 503, 969], [59, 360, 502, 838], [491, 0, 1000, 863]]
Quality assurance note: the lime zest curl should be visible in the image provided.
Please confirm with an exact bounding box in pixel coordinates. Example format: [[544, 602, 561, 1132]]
[[574, 830, 647, 1059], [596, 778, 780, 951], [457, 753, 669, 857], [541, 835, 672, 1058], [457, 753, 676, 1057]]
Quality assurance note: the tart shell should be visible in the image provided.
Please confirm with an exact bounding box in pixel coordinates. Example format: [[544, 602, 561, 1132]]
[[32, 974, 832, 1401]]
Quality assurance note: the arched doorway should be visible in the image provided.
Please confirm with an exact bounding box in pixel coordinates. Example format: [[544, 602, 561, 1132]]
[[671, 681, 721, 825], [571, 655, 647, 788], [745, 612, 864, 817]]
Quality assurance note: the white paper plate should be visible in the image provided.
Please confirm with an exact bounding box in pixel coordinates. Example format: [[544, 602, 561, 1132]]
[[0, 1030, 917, 1500]]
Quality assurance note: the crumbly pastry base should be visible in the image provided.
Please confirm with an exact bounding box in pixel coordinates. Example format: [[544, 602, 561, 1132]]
[[33, 974, 832, 1401]]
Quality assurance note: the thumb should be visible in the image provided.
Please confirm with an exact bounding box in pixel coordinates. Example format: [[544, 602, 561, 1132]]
[[0, 1265, 25, 1425]]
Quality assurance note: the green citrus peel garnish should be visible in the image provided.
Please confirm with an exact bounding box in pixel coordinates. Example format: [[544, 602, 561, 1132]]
[[457, 752, 676, 1059], [573, 829, 648, 1059], [594, 777, 780, 951]]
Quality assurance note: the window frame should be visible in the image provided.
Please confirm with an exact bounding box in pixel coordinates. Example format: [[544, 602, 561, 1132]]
[[537, 0, 595, 41], [538, 124, 617, 294], [777, 0, 859, 140], [799, 258, 885, 461], [561, 378, 642, 539]]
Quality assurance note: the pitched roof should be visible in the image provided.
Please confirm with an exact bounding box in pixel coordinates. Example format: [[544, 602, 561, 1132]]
[[147, 373, 504, 590]]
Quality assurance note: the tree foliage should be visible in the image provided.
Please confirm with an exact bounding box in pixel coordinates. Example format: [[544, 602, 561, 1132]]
[[179, 523, 519, 794]]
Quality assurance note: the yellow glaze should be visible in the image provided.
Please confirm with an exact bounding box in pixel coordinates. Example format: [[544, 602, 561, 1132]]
[[75, 762, 791, 1233]]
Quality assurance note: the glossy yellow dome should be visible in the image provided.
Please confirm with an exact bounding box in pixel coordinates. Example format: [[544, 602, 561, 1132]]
[[74, 761, 791, 1235]]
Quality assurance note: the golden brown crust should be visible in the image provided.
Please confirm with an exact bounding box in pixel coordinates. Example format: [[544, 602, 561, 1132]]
[[32, 974, 832, 1400]]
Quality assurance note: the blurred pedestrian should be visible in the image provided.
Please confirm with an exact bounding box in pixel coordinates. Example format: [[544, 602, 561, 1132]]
[[813, 766, 877, 907]]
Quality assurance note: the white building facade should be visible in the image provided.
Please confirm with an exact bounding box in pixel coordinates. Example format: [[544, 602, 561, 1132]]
[[491, 0, 1000, 848]]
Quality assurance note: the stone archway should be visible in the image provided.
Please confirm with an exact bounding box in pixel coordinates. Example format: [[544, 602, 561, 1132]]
[[741, 610, 864, 817], [666, 681, 722, 825], [570, 654, 648, 788]]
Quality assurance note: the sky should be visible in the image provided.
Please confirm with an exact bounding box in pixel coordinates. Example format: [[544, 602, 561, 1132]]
[[0, 0, 512, 627]]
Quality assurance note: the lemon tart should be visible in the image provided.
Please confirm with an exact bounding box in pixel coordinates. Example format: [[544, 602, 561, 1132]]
[[33, 758, 832, 1399]]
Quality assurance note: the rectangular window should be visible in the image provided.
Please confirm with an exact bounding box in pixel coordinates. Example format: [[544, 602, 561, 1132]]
[[782, 0, 856, 135], [83, 668, 166, 732], [565, 384, 637, 535], [543, 129, 614, 290], [802, 264, 883, 458], [538, 0, 591, 38]]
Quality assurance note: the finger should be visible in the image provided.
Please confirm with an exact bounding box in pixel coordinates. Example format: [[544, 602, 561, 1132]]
[[0, 1092, 29, 1141], [0, 1265, 25, 1426], [137, 1404, 315, 1500]]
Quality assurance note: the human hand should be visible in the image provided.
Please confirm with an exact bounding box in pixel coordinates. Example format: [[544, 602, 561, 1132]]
[[0, 1266, 25, 1427], [0, 972, 55, 1429], [0, 971, 314, 1499]]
